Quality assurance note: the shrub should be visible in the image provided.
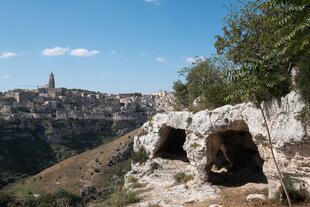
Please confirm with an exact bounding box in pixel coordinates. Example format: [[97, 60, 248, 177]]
[[127, 176, 146, 189], [173, 172, 193, 184], [186, 117, 192, 125], [34, 189, 81, 207], [132, 148, 148, 164], [131, 182, 146, 189], [1, 189, 82, 207], [282, 176, 309, 203], [0, 192, 13, 207], [190, 142, 200, 149], [101, 189, 139, 207], [297, 58, 310, 104], [127, 176, 138, 183]]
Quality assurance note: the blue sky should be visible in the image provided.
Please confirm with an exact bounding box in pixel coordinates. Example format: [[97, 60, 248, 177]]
[[0, 0, 235, 94]]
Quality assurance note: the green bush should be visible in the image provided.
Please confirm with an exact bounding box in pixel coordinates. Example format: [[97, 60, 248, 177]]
[[0, 189, 82, 207], [101, 189, 139, 207], [0, 192, 13, 207], [173, 59, 239, 111], [297, 58, 310, 104], [173, 172, 193, 184], [127, 176, 138, 183], [283, 176, 309, 203], [186, 117, 192, 125], [132, 148, 148, 164]]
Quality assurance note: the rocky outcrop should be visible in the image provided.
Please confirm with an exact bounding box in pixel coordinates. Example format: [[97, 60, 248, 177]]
[[128, 91, 310, 205]]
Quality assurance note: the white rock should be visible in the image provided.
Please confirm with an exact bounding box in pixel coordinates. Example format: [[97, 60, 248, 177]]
[[246, 193, 266, 202], [129, 91, 310, 204], [33, 194, 40, 198], [208, 204, 223, 207]]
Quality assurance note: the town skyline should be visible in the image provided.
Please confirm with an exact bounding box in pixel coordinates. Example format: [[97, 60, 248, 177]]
[[0, 0, 234, 93]]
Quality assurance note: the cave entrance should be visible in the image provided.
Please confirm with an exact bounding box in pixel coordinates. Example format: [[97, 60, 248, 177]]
[[206, 122, 267, 187], [155, 126, 189, 162]]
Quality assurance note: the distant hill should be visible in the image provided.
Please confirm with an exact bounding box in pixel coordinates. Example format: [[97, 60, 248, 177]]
[[3, 129, 139, 198]]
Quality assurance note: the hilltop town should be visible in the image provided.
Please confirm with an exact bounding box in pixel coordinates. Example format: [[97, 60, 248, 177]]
[[0, 73, 175, 188], [0, 73, 174, 121]]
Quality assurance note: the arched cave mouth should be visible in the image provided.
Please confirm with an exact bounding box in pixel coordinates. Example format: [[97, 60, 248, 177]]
[[206, 122, 267, 187], [155, 126, 189, 162]]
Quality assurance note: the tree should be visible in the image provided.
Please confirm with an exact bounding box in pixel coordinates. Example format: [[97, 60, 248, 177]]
[[215, 0, 291, 103], [263, 0, 310, 60], [173, 80, 189, 109], [173, 59, 233, 110]]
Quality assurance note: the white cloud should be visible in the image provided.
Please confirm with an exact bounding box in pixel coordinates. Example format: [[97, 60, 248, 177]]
[[145, 0, 161, 5], [2, 75, 9, 79], [42, 47, 69, 56], [70, 48, 99, 57], [185, 56, 207, 64], [109, 51, 117, 55], [156, 57, 167, 63], [0, 52, 17, 59]]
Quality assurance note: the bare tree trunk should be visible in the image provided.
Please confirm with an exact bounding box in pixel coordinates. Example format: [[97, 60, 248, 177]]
[[258, 103, 292, 207]]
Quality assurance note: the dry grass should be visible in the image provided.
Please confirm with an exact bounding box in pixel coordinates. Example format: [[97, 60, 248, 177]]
[[4, 129, 140, 196]]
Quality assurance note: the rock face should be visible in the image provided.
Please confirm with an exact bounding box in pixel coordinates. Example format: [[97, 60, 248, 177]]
[[0, 94, 175, 188], [128, 91, 310, 205]]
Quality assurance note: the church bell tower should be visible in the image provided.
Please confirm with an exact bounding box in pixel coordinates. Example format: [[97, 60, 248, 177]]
[[48, 72, 55, 89]]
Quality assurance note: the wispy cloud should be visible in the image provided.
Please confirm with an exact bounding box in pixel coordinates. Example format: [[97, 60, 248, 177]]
[[140, 52, 152, 56], [70, 48, 99, 57], [145, 0, 162, 5], [2, 75, 10, 79], [109, 51, 117, 55], [42, 47, 69, 56], [185, 56, 207, 64], [19, 51, 30, 56], [0, 52, 17, 59], [156, 57, 167, 63]]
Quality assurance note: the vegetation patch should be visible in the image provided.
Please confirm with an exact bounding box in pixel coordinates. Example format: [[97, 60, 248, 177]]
[[173, 172, 193, 184], [100, 188, 139, 207], [186, 117, 193, 125], [132, 147, 148, 164], [127, 176, 138, 183], [190, 142, 200, 149], [282, 176, 310, 203], [0, 189, 81, 207]]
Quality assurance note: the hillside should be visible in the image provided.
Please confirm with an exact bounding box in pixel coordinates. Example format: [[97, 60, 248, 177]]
[[3, 129, 139, 198]]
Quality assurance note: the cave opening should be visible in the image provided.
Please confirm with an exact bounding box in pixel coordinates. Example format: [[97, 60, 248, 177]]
[[206, 124, 267, 187], [155, 126, 189, 162]]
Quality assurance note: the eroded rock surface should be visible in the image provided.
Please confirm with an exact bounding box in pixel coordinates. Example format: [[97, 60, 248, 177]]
[[127, 91, 310, 205]]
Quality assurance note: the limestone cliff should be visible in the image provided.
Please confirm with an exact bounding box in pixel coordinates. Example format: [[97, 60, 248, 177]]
[[126, 91, 310, 206]]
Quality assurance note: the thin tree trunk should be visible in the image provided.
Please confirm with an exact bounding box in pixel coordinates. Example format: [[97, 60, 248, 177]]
[[258, 103, 292, 207]]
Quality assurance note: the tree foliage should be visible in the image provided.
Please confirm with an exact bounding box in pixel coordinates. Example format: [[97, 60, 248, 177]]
[[174, 0, 310, 110], [173, 59, 235, 110], [263, 0, 310, 60], [215, 0, 293, 103]]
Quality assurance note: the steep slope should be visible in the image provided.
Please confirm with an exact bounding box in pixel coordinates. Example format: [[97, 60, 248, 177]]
[[4, 129, 139, 197]]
